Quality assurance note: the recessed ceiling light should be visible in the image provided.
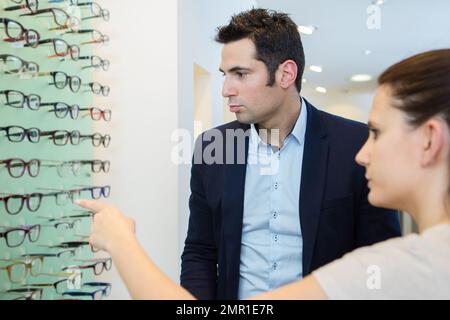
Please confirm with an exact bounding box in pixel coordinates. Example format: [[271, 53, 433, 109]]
[[350, 74, 372, 82], [297, 25, 317, 35], [372, 0, 386, 5], [315, 87, 327, 93], [363, 49, 372, 55], [309, 65, 322, 73], [302, 78, 307, 83]]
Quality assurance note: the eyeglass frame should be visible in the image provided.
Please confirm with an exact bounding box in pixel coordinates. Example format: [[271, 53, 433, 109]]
[[0, 54, 39, 76], [64, 258, 111, 275], [0, 17, 40, 47], [4, 287, 43, 300], [4, 0, 39, 13], [79, 55, 110, 71], [0, 256, 43, 283], [26, 38, 80, 61], [80, 133, 111, 147], [77, 1, 110, 21], [66, 28, 109, 45], [79, 107, 111, 121], [25, 274, 82, 294], [84, 82, 109, 96], [0, 158, 41, 178], [20, 7, 80, 29], [40, 102, 80, 120], [0, 193, 43, 215], [0, 224, 41, 247], [40, 129, 81, 146], [0, 125, 40, 143], [40, 71, 81, 92]]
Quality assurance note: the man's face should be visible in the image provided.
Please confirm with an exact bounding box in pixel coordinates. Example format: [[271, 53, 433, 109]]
[[220, 38, 283, 125]]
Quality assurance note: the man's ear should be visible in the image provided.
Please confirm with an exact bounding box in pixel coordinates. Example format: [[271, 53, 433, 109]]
[[277, 60, 298, 89], [421, 118, 448, 166]]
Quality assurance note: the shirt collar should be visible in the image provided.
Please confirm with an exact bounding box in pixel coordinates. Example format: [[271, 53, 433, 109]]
[[250, 96, 308, 151]]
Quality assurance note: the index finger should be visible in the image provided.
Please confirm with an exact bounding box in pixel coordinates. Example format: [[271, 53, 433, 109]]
[[75, 199, 108, 213]]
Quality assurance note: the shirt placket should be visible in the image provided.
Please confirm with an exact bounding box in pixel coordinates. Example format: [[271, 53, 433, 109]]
[[268, 144, 282, 287]]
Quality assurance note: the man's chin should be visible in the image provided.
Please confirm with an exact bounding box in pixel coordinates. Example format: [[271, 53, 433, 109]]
[[235, 113, 255, 125]]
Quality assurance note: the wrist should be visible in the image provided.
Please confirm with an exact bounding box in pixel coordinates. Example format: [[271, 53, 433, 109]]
[[106, 231, 138, 255]]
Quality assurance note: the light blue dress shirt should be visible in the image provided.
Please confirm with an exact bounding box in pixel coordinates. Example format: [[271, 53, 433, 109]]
[[238, 98, 308, 299]]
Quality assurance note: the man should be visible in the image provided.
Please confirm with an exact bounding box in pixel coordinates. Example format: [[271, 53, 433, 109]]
[[180, 8, 401, 300]]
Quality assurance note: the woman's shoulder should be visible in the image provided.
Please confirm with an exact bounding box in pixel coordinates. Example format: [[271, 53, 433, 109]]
[[352, 223, 450, 256], [313, 223, 450, 299]]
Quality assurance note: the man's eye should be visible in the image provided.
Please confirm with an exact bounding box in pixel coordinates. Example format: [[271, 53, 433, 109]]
[[236, 72, 246, 78]]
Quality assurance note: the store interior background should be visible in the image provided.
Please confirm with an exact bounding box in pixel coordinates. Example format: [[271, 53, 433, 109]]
[[93, 0, 450, 299]]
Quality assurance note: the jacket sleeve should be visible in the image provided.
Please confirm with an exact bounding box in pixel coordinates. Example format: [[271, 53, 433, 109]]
[[180, 137, 218, 300]]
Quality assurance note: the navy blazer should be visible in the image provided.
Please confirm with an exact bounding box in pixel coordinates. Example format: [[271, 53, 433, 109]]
[[181, 99, 401, 300]]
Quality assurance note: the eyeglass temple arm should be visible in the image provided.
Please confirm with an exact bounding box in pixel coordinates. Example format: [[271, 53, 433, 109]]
[[4, 4, 26, 11], [77, 2, 94, 6], [81, 15, 102, 21], [63, 292, 93, 297], [38, 39, 52, 45], [39, 103, 56, 107], [19, 9, 50, 17], [83, 282, 111, 288], [67, 29, 92, 34], [39, 131, 56, 136]]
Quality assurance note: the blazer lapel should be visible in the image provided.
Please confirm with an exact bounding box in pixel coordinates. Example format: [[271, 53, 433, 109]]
[[300, 100, 329, 275], [222, 122, 250, 299]]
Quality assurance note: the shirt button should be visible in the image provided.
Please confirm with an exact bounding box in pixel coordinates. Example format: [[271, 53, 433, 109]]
[[272, 212, 278, 219], [272, 262, 277, 270], [274, 182, 279, 189], [274, 234, 278, 242]]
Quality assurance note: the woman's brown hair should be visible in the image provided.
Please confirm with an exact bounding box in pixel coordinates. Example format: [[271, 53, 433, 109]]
[[379, 49, 450, 127], [379, 49, 450, 199]]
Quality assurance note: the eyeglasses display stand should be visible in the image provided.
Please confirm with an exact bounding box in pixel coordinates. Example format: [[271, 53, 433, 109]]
[[0, 0, 111, 300]]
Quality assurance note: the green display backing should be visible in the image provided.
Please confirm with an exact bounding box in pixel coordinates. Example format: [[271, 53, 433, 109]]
[[0, 0, 106, 300]]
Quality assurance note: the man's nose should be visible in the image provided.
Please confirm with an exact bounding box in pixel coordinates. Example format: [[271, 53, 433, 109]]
[[222, 78, 237, 97]]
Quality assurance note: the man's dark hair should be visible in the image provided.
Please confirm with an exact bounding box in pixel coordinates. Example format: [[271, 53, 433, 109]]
[[215, 8, 305, 93]]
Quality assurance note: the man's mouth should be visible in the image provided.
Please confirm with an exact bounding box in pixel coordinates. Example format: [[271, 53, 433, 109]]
[[229, 105, 242, 113]]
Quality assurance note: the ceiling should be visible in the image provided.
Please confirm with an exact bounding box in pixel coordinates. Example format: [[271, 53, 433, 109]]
[[256, 0, 450, 101]]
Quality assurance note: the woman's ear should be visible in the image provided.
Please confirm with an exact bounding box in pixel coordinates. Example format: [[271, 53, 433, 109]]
[[421, 118, 448, 166], [277, 60, 298, 89]]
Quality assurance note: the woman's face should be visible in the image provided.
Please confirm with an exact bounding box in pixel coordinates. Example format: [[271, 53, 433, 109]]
[[355, 85, 424, 210]]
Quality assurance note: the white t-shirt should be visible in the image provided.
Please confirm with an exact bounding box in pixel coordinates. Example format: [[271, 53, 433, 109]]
[[313, 224, 450, 299]]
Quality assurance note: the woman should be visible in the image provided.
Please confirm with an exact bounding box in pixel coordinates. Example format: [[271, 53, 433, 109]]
[[76, 49, 450, 299]]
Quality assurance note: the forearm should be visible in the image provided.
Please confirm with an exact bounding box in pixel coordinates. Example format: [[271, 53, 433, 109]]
[[108, 235, 196, 300], [249, 275, 327, 300]]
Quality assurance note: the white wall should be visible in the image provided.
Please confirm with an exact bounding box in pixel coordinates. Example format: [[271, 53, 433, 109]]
[[92, 0, 179, 299]]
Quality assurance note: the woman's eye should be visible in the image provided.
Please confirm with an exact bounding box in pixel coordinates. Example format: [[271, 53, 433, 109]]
[[369, 128, 379, 139]]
